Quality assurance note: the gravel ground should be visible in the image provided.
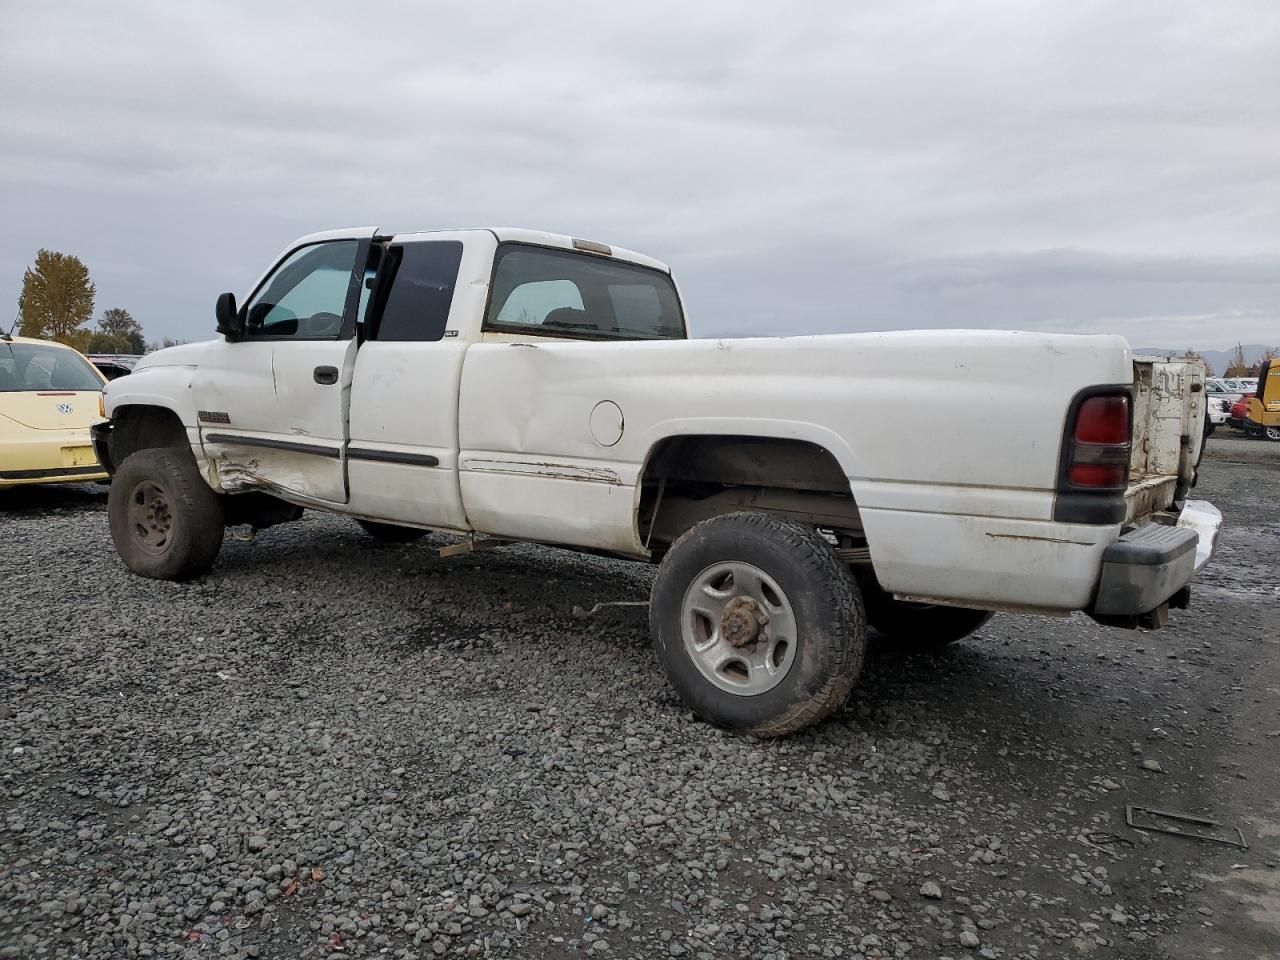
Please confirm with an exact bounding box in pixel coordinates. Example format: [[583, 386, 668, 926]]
[[2, 445, 1278, 960]]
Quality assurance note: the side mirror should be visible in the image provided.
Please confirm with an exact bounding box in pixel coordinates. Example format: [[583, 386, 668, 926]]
[[215, 292, 244, 341]]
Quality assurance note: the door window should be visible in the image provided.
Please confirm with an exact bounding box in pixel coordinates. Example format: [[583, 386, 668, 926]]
[[243, 240, 359, 340], [484, 244, 685, 340]]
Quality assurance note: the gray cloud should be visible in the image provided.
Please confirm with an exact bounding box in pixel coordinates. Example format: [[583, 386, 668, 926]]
[[1, 0, 1277, 350]]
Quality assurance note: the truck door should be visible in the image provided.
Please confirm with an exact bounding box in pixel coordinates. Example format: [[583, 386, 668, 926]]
[[194, 230, 376, 503], [345, 233, 485, 530]]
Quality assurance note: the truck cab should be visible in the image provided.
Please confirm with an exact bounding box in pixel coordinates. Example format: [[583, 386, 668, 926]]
[[161, 228, 685, 536]]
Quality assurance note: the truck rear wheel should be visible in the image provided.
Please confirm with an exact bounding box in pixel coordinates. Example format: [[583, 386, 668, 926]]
[[856, 574, 993, 650], [357, 520, 428, 543], [108, 449, 225, 581], [650, 512, 866, 737]]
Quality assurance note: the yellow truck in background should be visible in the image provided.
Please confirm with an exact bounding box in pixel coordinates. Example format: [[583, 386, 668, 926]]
[[1243, 359, 1280, 442]]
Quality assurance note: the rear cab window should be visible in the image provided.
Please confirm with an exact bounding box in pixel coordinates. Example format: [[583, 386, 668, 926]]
[[484, 244, 685, 341]]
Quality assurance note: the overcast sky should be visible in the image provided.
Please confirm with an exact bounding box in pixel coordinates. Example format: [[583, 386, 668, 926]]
[[2, 1, 1277, 349]]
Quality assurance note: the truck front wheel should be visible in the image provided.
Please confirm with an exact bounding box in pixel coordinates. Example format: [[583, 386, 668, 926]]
[[107, 449, 225, 581], [650, 513, 866, 737]]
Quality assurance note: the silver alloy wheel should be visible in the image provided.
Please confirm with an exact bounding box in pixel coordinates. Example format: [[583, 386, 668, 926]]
[[1268, 425, 1280, 441], [680, 560, 798, 695]]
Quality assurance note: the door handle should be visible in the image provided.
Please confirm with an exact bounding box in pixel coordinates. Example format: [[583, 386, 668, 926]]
[[313, 365, 339, 385]]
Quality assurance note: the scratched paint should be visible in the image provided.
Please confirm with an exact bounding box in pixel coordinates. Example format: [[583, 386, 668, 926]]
[[460, 458, 622, 485]]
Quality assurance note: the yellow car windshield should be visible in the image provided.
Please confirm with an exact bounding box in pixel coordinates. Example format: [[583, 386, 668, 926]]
[[0, 342, 103, 392]]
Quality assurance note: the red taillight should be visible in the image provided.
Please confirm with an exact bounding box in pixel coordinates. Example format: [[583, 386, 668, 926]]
[[1067, 463, 1127, 487], [1074, 396, 1130, 444], [1064, 392, 1130, 490]]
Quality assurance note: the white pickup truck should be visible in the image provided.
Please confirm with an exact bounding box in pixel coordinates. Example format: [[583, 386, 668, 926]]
[[95, 227, 1221, 736]]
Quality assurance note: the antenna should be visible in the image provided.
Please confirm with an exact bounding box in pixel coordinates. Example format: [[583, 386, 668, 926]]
[[1, 308, 15, 341]]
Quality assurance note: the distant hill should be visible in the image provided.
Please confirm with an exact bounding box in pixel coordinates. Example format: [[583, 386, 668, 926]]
[[1135, 344, 1275, 374]]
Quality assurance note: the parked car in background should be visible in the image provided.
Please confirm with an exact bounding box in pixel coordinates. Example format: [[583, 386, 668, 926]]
[[0, 335, 109, 489], [1229, 394, 1253, 429], [1205, 378, 1243, 404], [88, 354, 141, 381], [1205, 395, 1230, 434]]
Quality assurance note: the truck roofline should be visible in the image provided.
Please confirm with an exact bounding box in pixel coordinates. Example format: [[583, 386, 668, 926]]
[[296, 226, 672, 274]]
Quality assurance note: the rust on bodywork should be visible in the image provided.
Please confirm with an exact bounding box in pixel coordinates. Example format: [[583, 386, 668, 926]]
[[985, 533, 1094, 546], [462, 459, 623, 485]]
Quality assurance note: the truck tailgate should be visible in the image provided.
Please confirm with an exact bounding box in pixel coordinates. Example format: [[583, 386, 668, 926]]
[[1127, 357, 1205, 521]]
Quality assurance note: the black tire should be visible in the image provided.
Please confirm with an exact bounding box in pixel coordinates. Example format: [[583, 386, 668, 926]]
[[357, 519, 427, 543], [108, 448, 225, 581], [650, 512, 866, 737], [856, 572, 993, 650]]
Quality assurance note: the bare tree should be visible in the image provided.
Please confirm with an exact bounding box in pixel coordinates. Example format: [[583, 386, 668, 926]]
[[1182, 348, 1213, 377], [1225, 342, 1250, 377]]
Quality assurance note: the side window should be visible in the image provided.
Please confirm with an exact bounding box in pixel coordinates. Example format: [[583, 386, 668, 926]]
[[373, 241, 464, 342], [243, 240, 359, 340], [484, 245, 685, 340]]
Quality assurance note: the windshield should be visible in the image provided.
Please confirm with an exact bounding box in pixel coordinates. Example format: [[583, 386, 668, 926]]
[[0, 342, 104, 392]]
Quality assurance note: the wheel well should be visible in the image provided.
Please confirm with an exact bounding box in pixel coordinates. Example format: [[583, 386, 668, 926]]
[[109, 405, 190, 468], [637, 435, 863, 553]]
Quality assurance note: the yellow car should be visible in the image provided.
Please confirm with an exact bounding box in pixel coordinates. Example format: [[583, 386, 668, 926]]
[[0, 335, 110, 489]]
